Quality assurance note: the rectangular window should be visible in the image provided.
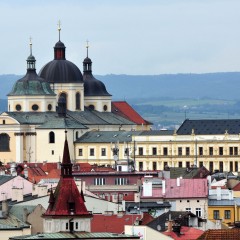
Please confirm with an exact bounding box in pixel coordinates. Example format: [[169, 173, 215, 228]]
[[234, 147, 238, 155], [124, 148, 129, 156], [139, 147, 143, 156], [186, 147, 190, 156], [219, 161, 223, 172], [213, 210, 220, 220], [186, 161, 190, 168], [178, 147, 182, 156], [152, 147, 157, 155], [163, 147, 168, 156], [115, 178, 128, 185], [2, 120, 5, 124], [66, 222, 69, 230], [209, 147, 213, 156], [164, 162, 168, 169], [94, 178, 106, 185], [230, 161, 233, 172], [139, 162, 143, 171], [152, 161, 157, 170], [78, 148, 83, 156], [209, 161, 213, 172], [195, 208, 202, 217], [229, 147, 233, 156], [235, 162, 239, 172], [178, 162, 182, 168], [101, 148, 106, 156], [186, 208, 191, 212], [225, 210, 231, 219], [51, 150, 54, 155], [75, 222, 79, 230], [219, 147, 223, 155], [199, 147, 203, 156], [199, 161, 203, 167], [90, 148, 95, 156]]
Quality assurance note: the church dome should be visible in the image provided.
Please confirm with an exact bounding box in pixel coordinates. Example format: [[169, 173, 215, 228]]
[[39, 40, 83, 84], [8, 54, 55, 96], [83, 57, 111, 97]]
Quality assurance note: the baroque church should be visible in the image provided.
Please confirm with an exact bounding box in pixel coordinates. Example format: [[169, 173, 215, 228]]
[[0, 27, 150, 164]]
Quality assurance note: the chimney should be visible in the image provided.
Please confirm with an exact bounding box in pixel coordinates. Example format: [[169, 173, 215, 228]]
[[23, 208, 28, 223], [216, 186, 221, 200], [177, 177, 180, 187], [162, 180, 166, 195], [2, 200, 9, 216], [167, 220, 173, 232]]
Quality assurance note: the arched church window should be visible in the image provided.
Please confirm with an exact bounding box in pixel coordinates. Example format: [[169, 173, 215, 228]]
[[0, 133, 10, 152], [76, 92, 80, 110], [59, 92, 67, 108], [89, 105, 95, 110], [49, 131, 55, 143]]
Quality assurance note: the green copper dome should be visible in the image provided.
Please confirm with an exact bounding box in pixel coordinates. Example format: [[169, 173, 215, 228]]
[[8, 54, 56, 96]]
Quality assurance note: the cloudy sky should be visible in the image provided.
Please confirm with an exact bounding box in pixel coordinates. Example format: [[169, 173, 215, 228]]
[[0, 0, 240, 75]]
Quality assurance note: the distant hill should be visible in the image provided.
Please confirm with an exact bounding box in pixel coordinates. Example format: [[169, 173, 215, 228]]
[[1, 72, 240, 100]]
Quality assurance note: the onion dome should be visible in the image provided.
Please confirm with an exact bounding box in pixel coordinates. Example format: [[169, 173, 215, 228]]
[[83, 43, 111, 97], [39, 26, 83, 84], [8, 41, 55, 96]]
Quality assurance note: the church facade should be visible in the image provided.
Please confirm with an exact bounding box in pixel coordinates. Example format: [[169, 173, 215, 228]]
[[0, 31, 150, 164]]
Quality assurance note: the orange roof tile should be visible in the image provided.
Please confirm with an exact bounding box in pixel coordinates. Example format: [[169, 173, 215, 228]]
[[197, 229, 240, 240], [112, 101, 151, 125]]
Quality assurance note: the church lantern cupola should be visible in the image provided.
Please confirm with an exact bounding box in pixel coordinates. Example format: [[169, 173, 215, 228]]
[[27, 38, 36, 70], [54, 21, 66, 60], [83, 41, 92, 73]]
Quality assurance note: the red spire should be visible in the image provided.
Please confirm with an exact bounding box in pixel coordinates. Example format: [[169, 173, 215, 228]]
[[61, 134, 73, 177]]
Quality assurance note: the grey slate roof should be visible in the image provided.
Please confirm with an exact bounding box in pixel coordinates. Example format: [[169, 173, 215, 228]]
[[75, 130, 142, 143], [177, 119, 240, 135], [208, 199, 237, 206], [0, 213, 30, 230], [9, 205, 36, 222], [9, 232, 139, 239], [6, 108, 134, 128], [0, 175, 14, 185], [139, 130, 174, 136]]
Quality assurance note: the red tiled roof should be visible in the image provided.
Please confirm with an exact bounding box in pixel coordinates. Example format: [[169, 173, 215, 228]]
[[140, 212, 154, 225], [112, 101, 151, 125], [233, 182, 240, 191], [197, 229, 240, 240], [142, 179, 208, 199], [91, 214, 142, 233], [44, 139, 92, 218], [164, 226, 203, 240]]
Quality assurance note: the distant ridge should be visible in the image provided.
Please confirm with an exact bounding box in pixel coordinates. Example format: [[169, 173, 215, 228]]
[[1, 72, 240, 100]]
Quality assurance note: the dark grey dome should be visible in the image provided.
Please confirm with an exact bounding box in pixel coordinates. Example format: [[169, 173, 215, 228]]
[[38, 40, 83, 84], [8, 70, 56, 96], [55, 41, 65, 48], [83, 73, 111, 97], [39, 60, 83, 83]]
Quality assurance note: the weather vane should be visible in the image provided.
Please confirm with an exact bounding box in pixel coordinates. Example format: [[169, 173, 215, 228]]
[[58, 20, 61, 41], [86, 40, 89, 57], [29, 37, 32, 55]]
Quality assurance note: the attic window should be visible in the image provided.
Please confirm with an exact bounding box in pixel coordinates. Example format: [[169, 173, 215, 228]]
[[113, 134, 118, 137], [97, 134, 100, 137]]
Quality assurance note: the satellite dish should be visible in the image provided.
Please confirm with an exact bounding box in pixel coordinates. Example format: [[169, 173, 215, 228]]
[[157, 225, 161, 231]]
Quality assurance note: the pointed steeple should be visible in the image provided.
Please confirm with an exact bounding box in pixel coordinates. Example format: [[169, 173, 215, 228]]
[[61, 132, 73, 177]]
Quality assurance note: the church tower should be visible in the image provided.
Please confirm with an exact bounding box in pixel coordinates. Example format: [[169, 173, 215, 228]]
[[8, 39, 56, 112], [83, 41, 112, 112], [39, 22, 84, 111], [43, 133, 92, 233]]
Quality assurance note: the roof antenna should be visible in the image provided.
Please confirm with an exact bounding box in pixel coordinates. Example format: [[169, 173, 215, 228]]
[[58, 20, 61, 41], [86, 40, 89, 58]]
